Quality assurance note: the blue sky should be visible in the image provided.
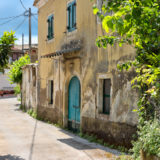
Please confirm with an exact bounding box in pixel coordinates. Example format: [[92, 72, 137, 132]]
[[0, 0, 38, 45]]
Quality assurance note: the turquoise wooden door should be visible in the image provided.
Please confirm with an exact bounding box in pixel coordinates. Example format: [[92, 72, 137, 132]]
[[68, 76, 80, 127]]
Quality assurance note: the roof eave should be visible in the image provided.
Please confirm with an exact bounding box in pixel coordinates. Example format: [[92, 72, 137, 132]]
[[33, 0, 39, 7]]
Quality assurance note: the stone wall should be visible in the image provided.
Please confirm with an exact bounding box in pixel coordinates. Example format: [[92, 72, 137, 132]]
[[22, 64, 38, 110], [82, 117, 137, 148]]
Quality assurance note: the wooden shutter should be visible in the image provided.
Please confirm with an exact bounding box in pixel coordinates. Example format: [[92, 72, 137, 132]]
[[48, 80, 53, 104], [47, 15, 54, 40], [51, 15, 54, 38], [67, 6, 71, 30], [50, 80, 53, 104], [67, 1, 76, 31], [73, 2, 76, 28], [103, 79, 111, 114], [47, 18, 50, 39]]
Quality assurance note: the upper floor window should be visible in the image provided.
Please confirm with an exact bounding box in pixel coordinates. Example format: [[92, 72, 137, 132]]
[[67, 0, 76, 32], [47, 14, 54, 40]]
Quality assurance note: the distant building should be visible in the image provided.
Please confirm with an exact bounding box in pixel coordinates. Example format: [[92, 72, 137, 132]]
[[0, 44, 38, 92], [10, 47, 23, 63], [0, 47, 23, 92], [15, 44, 38, 63]]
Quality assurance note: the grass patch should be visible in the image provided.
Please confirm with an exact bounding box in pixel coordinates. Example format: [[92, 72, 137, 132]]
[[78, 132, 129, 154], [27, 109, 37, 119], [116, 155, 133, 160]]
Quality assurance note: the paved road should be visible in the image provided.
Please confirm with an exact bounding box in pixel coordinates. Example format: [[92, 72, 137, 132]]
[[0, 98, 119, 160]]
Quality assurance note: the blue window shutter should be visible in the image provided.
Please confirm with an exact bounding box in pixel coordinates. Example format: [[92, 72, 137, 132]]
[[51, 15, 53, 37], [47, 15, 54, 40], [47, 18, 50, 39], [67, 1, 76, 32], [70, 5, 72, 30], [73, 2, 76, 28], [72, 3, 74, 28], [67, 6, 71, 30]]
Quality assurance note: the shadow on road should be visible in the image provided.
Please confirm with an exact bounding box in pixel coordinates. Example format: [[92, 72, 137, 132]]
[[0, 155, 25, 160], [57, 138, 94, 150], [58, 128, 121, 156]]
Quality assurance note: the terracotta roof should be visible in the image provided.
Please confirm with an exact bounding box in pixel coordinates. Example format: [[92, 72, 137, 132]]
[[11, 47, 23, 53], [14, 44, 38, 50]]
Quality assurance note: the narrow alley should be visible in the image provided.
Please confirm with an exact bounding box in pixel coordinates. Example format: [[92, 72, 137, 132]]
[[0, 97, 120, 160]]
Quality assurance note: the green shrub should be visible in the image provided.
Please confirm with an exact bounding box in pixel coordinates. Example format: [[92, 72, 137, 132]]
[[131, 119, 160, 159], [14, 85, 20, 95], [27, 109, 37, 119], [9, 54, 30, 84]]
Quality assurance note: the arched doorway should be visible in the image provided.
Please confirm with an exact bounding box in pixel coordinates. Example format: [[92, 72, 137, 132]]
[[68, 76, 81, 132]]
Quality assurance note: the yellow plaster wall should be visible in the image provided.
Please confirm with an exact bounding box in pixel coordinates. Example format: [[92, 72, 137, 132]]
[[37, 0, 138, 127]]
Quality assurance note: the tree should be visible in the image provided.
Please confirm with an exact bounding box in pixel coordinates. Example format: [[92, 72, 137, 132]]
[[93, 0, 160, 122], [0, 31, 16, 73], [9, 54, 30, 85]]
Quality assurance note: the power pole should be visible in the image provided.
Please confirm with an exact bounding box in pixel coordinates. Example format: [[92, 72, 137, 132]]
[[29, 8, 31, 55], [22, 33, 24, 55]]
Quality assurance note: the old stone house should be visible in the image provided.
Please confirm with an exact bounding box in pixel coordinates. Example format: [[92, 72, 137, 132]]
[[33, 0, 138, 148]]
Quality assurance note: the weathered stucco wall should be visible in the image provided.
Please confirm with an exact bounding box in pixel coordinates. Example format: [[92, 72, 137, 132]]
[[36, 0, 138, 147], [22, 64, 38, 110]]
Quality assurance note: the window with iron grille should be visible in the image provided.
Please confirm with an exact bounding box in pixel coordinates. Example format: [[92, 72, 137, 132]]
[[67, 0, 76, 32], [103, 79, 111, 114], [47, 15, 54, 40]]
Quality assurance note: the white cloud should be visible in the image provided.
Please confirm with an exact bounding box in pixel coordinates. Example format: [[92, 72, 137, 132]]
[[15, 35, 38, 45]]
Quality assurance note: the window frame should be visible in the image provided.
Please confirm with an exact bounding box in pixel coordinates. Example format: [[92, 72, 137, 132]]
[[96, 73, 112, 116], [47, 14, 54, 40], [102, 79, 111, 115], [67, 0, 76, 32], [48, 80, 54, 105]]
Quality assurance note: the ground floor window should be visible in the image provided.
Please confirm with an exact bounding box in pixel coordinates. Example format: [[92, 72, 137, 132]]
[[103, 79, 111, 114], [48, 80, 53, 104], [97, 74, 112, 115]]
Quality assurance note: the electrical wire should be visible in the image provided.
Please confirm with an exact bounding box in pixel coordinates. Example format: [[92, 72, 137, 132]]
[[14, 17, 27, 31], [0, 14, 24, 20], [0, 14, 24, 26], [19, 0, 27, 11], [32, 13, 38, 15]]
